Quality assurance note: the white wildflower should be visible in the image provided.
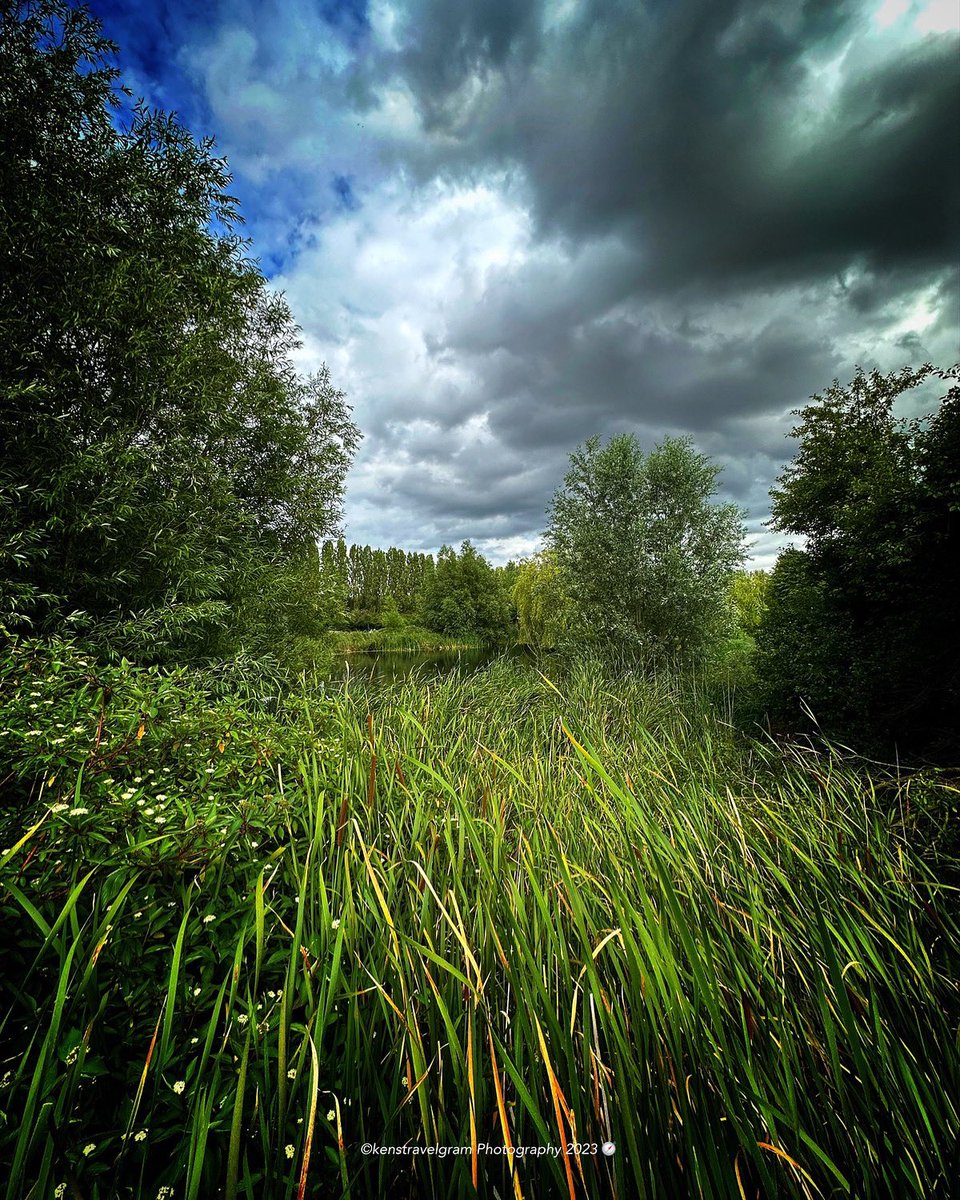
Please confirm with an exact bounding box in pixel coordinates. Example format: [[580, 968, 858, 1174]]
[[326, 1109, 335, 1121], [173, 1080, 186, 1094], [287, 1068, 297, 1080], [134, 1129, 147, 1142], [68, 807, 88, 816], [331, 918, 340, 930], [202, 915, 215, 925], [285, 1144, 295, 1159]]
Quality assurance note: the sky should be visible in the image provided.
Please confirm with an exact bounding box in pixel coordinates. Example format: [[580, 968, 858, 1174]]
[[87, 0, 959, 566]]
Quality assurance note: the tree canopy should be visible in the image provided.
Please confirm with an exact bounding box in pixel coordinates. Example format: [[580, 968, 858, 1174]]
[[547, 434, 745, 659], [512, 552, 572, 650], [0, 0, 359, 661], [418, 542, 510, 642], [758, 363, 960, 756]]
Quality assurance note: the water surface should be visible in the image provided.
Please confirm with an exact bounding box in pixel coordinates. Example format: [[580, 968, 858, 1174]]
[[328, 645, 531, 684]]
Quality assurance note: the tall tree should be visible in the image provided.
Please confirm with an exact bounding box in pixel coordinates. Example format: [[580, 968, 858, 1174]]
[[0, 0, 359, 660], [759, 364, 960, 756], [547, 434, 745, 659], [419, 542, 509, 642]]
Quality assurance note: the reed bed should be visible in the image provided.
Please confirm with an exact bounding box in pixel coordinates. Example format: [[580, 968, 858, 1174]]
[[1, 648, 957, 1198]]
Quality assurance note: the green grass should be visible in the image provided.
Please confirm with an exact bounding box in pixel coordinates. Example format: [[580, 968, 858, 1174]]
[[1, 641, 958, 1198]]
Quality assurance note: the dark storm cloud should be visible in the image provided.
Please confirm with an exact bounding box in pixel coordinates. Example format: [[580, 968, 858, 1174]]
[[391, 0, 959, 289]]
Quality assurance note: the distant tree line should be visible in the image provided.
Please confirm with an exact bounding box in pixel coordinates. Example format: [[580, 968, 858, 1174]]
[[319, 540, 435, 626], [319, 539, 517, 642]]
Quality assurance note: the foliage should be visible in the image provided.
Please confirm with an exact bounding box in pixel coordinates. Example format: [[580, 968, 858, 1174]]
[[728, 569, 770, 636], [2, 643, 958, 1197], [547, 434, 745, 660], [321, 541, 435, 626], [759, 364, 960, 756], [0, 1, 359, 661], [512, 552, 573, 649], [380, 595, 404, 631], [418, 542, 510, 643]]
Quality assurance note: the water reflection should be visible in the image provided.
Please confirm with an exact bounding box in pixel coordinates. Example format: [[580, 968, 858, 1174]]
[[328, 645, 532, 684]]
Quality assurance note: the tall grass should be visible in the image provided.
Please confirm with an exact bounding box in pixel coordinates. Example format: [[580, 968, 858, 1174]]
[[1, 646, 957, 1198]]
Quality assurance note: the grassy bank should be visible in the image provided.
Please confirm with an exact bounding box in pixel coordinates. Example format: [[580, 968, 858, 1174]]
[[328, 625, 486, 653], [1, 640, 958, 1198]]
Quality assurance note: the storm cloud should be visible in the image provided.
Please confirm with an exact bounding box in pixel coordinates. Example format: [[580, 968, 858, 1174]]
[[90, 0, 960, 564]]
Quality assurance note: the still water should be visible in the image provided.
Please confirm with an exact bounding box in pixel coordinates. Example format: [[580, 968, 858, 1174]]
[[328, 645, 532, 684]]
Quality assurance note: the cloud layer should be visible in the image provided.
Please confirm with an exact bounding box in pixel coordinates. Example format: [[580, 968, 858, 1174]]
[[91, 0, 960, 564]]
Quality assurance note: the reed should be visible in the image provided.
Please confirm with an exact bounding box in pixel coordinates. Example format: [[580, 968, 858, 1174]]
[[1, 648, 957, 1198]]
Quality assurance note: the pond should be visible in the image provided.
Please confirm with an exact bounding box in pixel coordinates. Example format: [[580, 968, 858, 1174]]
[[327, 644, 533, 684]]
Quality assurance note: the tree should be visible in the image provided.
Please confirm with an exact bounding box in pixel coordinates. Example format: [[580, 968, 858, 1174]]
[[547, 434, 745, 659], [728, 569, 770, 637], [0, 0, 359, 660], [512, 552, 572, 649], [419, 542, 509, 642], [758, 363, 960, 756], [381, 594, 404, 630]]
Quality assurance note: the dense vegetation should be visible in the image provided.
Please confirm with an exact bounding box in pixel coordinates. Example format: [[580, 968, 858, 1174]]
[[0, 0, 359, 664], [758, 364, 960, 758], [2, 5, 958, 1199], [3, 647, 958, 1199]]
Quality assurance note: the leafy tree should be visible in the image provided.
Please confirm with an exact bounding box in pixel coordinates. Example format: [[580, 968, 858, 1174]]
[[758, 364, 960, 756], [512, 552, 572, 649], [419, 542, 509, 642], [547, 434, 745, 659], [0, 0, 359, 660], [381, 594, 404, 631], [728, 570, 770, 637]]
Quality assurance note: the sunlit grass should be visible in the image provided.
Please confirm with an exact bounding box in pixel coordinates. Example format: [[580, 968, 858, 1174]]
[[1, 647, 957, 1198]]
